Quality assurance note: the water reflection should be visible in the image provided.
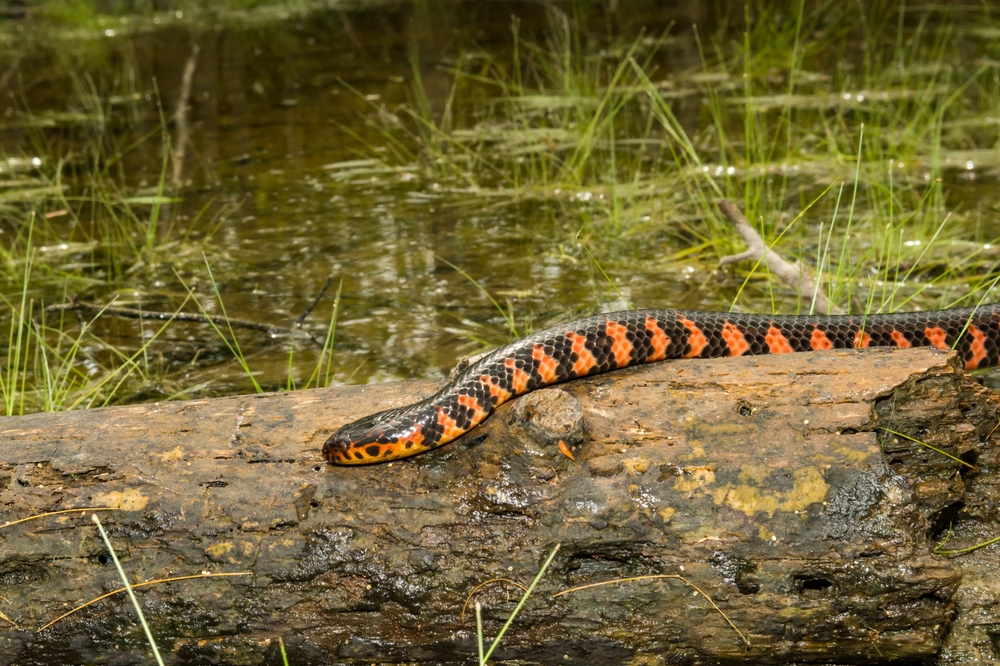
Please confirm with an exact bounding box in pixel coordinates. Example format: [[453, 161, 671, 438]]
[[1, 1, 998, 404]]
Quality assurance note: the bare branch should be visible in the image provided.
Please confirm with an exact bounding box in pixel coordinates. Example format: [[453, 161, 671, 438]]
[[718, 200, 842, 315], [172, 43, 200, 190], [295, 275, 335, 327], [46, 299, 282, 336]]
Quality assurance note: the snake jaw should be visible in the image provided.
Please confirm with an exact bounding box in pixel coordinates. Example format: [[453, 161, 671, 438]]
[[325, 403, 439, 465], [324, 407, 399, 464], [324, 419, 431, 465], [323, 427, 392, 464]]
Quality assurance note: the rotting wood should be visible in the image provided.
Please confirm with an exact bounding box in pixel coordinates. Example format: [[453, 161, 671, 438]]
[[1, 347, 999, 665]]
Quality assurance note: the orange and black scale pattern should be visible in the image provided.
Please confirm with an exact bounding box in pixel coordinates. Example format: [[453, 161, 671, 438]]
[[323, 304, 1000, 464]]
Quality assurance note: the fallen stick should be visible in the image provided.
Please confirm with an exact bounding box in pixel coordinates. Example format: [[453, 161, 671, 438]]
[[45, 299, 283, 335], [718, 199, 843, 315], [172, 42, 200, 191], [45, 291, 331, 347]]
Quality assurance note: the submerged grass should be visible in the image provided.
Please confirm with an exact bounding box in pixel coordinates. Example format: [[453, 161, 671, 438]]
[[0, 55, 341, 414], [4, 2, 1000, 414], [0, 209, 187, 415], [357, 1, 1000, 316]]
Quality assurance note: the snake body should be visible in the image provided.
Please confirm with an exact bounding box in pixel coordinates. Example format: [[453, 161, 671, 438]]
[[324, 305, 1000, 464]]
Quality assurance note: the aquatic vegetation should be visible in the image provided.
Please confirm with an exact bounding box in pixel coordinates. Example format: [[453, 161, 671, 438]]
[[0, 61, 266, 412], [352, 2, 1000, 317], [2, 1, 1000, 414]]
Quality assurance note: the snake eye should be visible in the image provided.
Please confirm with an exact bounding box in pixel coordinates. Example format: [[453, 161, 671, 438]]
[[322, 435, 352, 463]]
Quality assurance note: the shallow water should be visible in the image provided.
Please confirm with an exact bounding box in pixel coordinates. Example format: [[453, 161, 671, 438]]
[[1, 1, 998, 402]]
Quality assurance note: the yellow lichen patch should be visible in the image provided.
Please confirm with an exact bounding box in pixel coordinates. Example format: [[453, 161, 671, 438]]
[[712, 466, 829, 519], [91, 489, 148, 512], [758, 525, 775, 542], [683, 439, 707, 458], [659, 507, 676, 522], [159, 446, 185, 462], [672, 467, 716, 493], [737, 464, 772, 485], [740, 465, 771, 483], [621, 457, 650, 476], [681, 423, 754, 461], [205, 541, 235, 559], [833, 443, 873, 463]]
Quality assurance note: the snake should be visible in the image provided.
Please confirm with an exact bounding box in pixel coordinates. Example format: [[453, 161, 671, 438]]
[[323, 304, 1000, 464]]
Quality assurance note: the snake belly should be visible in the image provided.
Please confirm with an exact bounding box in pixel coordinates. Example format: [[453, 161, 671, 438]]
[[323, 304, 1000, 464]]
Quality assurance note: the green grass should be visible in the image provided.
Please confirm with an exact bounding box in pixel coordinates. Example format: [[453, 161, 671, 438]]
[[91, 513, 166, 666], [0, 55, 340, 415], [356, 1, 1000, 316], [476, 544, 560, 665], [0, 212, 182, 415], [1, 68, 198, 413], [4, 2, 1000, 415], [21, 0, 397, 35]]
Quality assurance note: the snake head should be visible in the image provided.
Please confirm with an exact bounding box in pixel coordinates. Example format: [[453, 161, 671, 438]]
[[322, 432, 358, 464], [323, 407, 391, 464], [323, 408, 430, 465], [322, 421, 385, 465]]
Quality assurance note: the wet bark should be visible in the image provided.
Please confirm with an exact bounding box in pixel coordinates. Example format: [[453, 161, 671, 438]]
[[1, 347, 999, 665]]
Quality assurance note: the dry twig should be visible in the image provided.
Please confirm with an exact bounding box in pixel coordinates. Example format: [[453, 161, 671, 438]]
[[172, 43, 200, 190], [37, 572, 251, 632], [718, 200, 842, 315], [460, 578, 529, 624], [295, 275, 336, 327], [46, 282, 341, 347], [553, 574, 749, 647], [46, 298, 282, 336]]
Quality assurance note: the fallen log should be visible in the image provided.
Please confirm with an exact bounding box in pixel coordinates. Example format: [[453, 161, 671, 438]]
[[1, 347, 999, 665]]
